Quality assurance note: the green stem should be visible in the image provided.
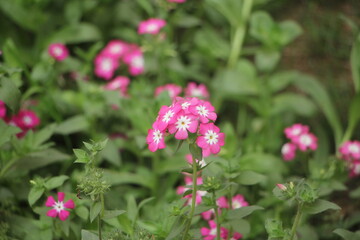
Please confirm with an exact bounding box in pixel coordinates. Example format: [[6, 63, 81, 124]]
[[182, 160, 198, 240], [290, 202, 304, 240], [98, 194, 105, 240], [0, 158, 17, 179], [98, 214, 102, 240], [227, 0, 253, 68], [213, 191, 221, 240]]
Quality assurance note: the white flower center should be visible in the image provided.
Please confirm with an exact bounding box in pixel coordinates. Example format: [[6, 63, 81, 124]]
[[101, 59, 113, 71], [53, 201, 64, 213], [110, 45, 122, 54], [204, 130, 218, 145], [162, 110, 174, 123], [281, 144, 290, 155], [299, 134, 312, 146], [175, 116, 191, 131], [210, 228, 217, 236], [196, 105, 208, 117], [146, 23, 158, 32], [23, 116, 32, 125], [132, 56, 144, 68], [232, 201, 243, 209], [349, 144, 360, 154], [181, 102, 191, 110], [292, 128, 301, 136], [53, 47, 63, 56], [152, 130, 162, 144]]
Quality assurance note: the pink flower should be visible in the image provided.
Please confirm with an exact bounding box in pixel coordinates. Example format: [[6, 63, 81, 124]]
[[196, 123, 225, 155], [349, 160, 360, 177], [14, 110, 40, 130], [293, 132, 318, 151], [281, 142, 297, 161], [0, 100, 6, 119], [177, 176, 206, 206], [123, 49, 144, 76], [155, 84, 182, 99], [146, 121, 166, 152], [45, 192, 75, 221], [104, 76, 130, 97], [189, 100, 217, 123], [168, 113, 198, 140], [175, 97, 199, 114], [185, 154, 206, 167], [201, 196, 228, 220], [168, 0, 186, 3], [185, 82, 209, 99], [230, 232, 243, 240], [276, 184, 287, 191], [284, 124, 309, 141], [48, 43, 69, 61], [156, 104, 182, 131], [339, 141, 360, 161], [101, 40, 129, 60], [231, 194, 249, 209], [201, 220, 228, 240], [94, 55, 119, 80], [138, 18, 166, 35]]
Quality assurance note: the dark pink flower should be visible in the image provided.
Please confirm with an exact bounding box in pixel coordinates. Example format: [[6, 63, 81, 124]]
[[184, 82, 209, 99], [293, 132, 318, 151], [94, 55, 119, 80], [0, 100, 6, 119], [168, 114, 198, 140], [281, 142, 297, 161], [189, 100, 217, 123], [48, 43, 69, 61], [138, 18, 166, 35], [284, 124, 309, 141], [339, 141, 360, 161], [14, 110, 40, 130], [156, 104, 182, 131], [146, 121, 166, 152], [102, 40, 129, 60], [196, 123, 225, 155], [349, 160, 360, 177], [231, 194, 249, 209], [45, 192, 75, 221], [201, 220, 228, 240], [176, 175, 206, 206], [276, 184, 287, 191]]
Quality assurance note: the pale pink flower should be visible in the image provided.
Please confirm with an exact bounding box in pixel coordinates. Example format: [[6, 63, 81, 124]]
[[276, 184, 287, 191], [185, 82, 209, 99], [293, 132, 318, 151], [156, 104, 182, 131], [146, 121, 166, 152], [201, 220, 228, 240], [339, 141, 360, 161], [168, 113, 198, 140], [284, 124, 309, 141], [281, 142, 297, 161], [189, 100, 217, 123], [14, 110, 40, 130], [155, 84, 182, 99], [48, 43, 69, 61], [0, 100, 6, 119], [138, 18, 166, 35], [104, 76, 130, 97], [197, 123, 225, 155], [45, 192, 75, 221], [94, 55, 119, 80], [231, 194, 249, 209], [102, 40, 129, 59]]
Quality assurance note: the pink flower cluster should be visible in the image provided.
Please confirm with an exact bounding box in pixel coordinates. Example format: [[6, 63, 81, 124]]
[[48, 43, 69, 61], [138, 18, 166, 35], [155, 82, 210, 100], [176, 175, 207, 206], [45, 192, 75, 221], [94, 40, 144, 80], [281, 123, 318, 161], [146, 97, 224, 156], [339, 140, 360, 177], [1, 101, 40, 138], [201, 220, 242, 240]]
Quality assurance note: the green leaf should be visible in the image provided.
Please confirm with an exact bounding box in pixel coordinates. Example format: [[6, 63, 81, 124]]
[[238, 170, 266, 185], [32, 124, 57, 148], [268, 71, 299, 93], [73, 149, 89, 163], [136, 0, 154, 15], [304, 199, 341, 215], [28, 187, 44, 206], [0, 121, 21, 147], [0, 77, 22, 112], [343, 93, 360, 142], [351, 34, 360, 92], [55, 115, 89, 135], [90, 201, 102, 223], [81, 230, 99, 240], [227, 205, 263, 219], [272, 93, 317, 117], [48, 23, 102, 44], [255, 49, 280, 72], [277, 20, 302, 46], [138, 197, 155, 211], [127, 195, 138, 222], [250, 11, 274, 44], [333, 229, 360, 240], [75, 206, 89, 220], [103, 210, 126, 220], [350, 185, 360, 199], [189, 143, 203, 162], [44, 175, 69, 190], [100, 140, 121, 166]]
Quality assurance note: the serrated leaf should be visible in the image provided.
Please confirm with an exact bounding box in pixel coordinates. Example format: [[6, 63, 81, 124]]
[[304, 199, 341, 215], [227, 205, 263, 219], [103, 210, 126, 219], [28, 187, 44, 206], [90, 201, 102, 223], [44, 176, 69, 190]]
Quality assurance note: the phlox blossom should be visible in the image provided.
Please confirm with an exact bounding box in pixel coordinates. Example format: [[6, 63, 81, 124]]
[[339, 141, 360, 161], [196, 123, 225, 155], [101, 40, 129, 60], [176, 176, 207, 206], [189, 100, 217, 123], [0, 100, 6, 119], [168, 113, 198, 140], [281, 142, 297, 161], [104, 76, 130, 97], [201, 220, 228, 240], [185, 82, 209, 99], [94, 55, 119, 80], [138, 18, 166, 35], [349, 160, 360, 177], [123, 48, 144, 76], [14, 110, 40, 130], [231, 194, 249, 209], [48, 43, 69, 61], [284, 123, 309, 141], [45, 192, 75, 221], [156, 104, 182, 131], [155, 84, 182, 99], [293, 132, 318, 151], [146, 121, 166, 152]]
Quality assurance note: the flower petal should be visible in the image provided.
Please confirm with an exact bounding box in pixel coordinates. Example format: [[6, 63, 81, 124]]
[[64, 199, 75, 209], [57, 192, 65, 202], [45, 196, 56, 207], [46, 209, 58, 218], [59, 210, 70, 221]]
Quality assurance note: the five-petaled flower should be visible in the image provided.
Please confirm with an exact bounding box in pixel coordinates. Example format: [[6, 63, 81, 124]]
[[45, 192, 75, 221], [48, 43, 69, 61], [197, 123, 225, 155], [138, 18, 166, 35]]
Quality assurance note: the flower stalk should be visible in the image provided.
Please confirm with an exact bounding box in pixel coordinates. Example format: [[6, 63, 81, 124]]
[[212, 191, 221, 240], [290, 202, 304, 240]]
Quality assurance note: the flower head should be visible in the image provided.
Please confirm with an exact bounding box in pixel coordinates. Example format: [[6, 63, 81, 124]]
[[146, 121, 166, 152], [231, 194, 249, 209], [0, 100, 6, 119], [339, 141, 360, 162], [48, 43, 69, 61], [101, 40, 129, 60], [189, 100, 217, 123], [14, 110, 40, 130], [293, 132, 318, 151], [123, 48, 144, 76], [138, 18, 166, 35], [104, 76, 130, 97], [168, 113, 198, 140], [196, 123, 225, 155], [281, 142, 297, 161], [45, 192, 75, 221], [284, 123, 309, 141], [94, 54, 119, 80], [185, 82, 209, 99], [201, 220, 228, 240]]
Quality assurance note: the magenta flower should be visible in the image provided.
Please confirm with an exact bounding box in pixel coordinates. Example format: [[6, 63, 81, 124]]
[[45, 192, 75, 221], [0, 100, 6, 119], [176, 176, 207, 206], [293, 132, 318, 151], [339, 141, 360, 161], [101, 40, 129, 60], [155, 84, 182, 99], [185, 82, 209, 99], [14, 110, 40, 130], [146, 121, 166, 152], [176, 97, 199, 114], [168, 113, 198, 140], [349, 160, 360, 177], [48, 43, 69, 61], [284, 123, 309, 141], [201, 196, 228, 220], [104, 76, 130, 97], [201, 220, 228, 240], [94, 55, 119, 80], [123, 49, 144, 76], [281, 142, 297, 161], [231, 194, 249, 209], [189, 100, 217, 123], [138, 18, 166, 35], [156, 104, 182, 131], [196, 123, 225, 155]]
